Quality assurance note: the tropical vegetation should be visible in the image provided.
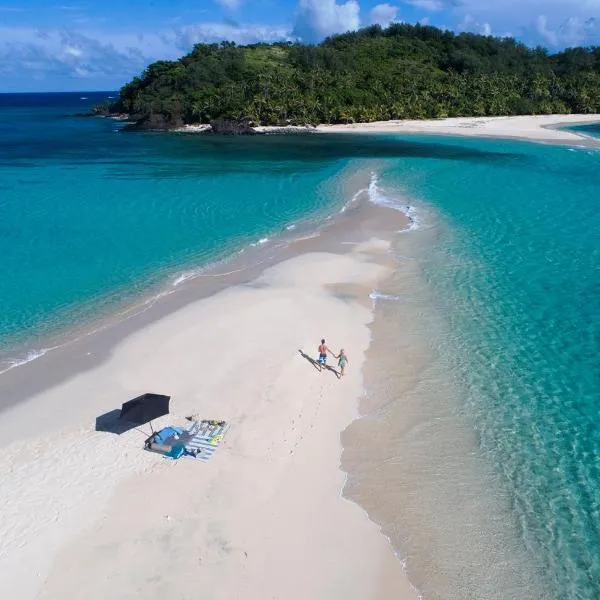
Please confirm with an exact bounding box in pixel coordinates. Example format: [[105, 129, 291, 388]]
[[110, 23, 600, 128]]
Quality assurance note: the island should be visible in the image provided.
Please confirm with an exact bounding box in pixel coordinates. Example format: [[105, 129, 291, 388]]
[[102, 23, 600, 132]]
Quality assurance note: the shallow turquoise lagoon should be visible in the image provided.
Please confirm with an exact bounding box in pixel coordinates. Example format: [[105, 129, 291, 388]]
[[380, 134, 600, 599], [2, 93, 600, 598]]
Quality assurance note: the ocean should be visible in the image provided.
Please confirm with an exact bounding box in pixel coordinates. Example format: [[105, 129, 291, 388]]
[[2, 93, 600, 599], [345, 136, 600, 599], [0, 92, 352, 370]]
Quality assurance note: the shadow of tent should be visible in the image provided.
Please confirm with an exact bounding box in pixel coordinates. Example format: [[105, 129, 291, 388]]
[[95, 409, 140, 435]]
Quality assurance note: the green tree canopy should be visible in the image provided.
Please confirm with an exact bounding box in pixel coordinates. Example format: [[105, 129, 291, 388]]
[[110, 24, 600, 128]]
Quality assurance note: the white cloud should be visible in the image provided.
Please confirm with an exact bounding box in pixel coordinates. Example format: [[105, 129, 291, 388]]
[[536, 15, 558, 45], [535, 13, 597, 46], [457, 13, 495, 36], [293, 0, 360, 42], [216, 0, 242, 9], [173, 23, 291, 48], [405, 0, 445, 12], [64, 45, 83, 57], [3, 0, 600, 91], [369, 3, 399, 26], [450, 0, 600, 46], [0, 22, 291, 91], [565, 15, 597, 44]]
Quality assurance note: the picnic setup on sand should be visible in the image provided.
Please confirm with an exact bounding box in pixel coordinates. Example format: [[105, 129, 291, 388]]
[[118, 392, 229, 462]]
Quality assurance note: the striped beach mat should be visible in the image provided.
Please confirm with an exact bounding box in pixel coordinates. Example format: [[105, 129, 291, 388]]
[[182, 420, 229, 463]]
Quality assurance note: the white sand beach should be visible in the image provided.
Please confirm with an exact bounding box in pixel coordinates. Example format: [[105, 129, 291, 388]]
[[0, 238, 417, 599], [242, 114, 600, 144], [316, 114, 600, 143]]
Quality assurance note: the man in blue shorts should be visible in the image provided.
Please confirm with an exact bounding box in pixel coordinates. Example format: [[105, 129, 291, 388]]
[[318, 338, 332, 367]]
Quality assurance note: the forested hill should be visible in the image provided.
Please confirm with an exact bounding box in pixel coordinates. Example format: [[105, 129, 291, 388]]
[[112, 23, 600, 129]]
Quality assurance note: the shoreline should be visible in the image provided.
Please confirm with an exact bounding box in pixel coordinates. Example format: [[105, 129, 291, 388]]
[[0, 166, 416, 415], [3, 121, 587, 598], [4, 103, 597, 599], [176, 114, 600, 146], [0, 183, 420, 599], [342, 191, 553, 598], [0, 159, 361, 397], [316, 114, 600, 145]]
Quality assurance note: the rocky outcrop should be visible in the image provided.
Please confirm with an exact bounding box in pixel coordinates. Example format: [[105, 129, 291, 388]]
[[208, 118, 259, 135], [92, 104, 114, 116], [123, 113, 185, 131], [115, 114, 269, 135]]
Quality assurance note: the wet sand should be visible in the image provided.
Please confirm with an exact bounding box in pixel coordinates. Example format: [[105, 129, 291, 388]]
[[341, 209, 551, 599]]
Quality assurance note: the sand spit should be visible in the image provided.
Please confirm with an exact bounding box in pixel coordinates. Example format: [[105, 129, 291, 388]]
[[0, 237, 416, 600]]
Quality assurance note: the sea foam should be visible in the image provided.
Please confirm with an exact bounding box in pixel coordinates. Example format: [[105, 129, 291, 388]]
[[340, 184, 369, 213], [250, 237, 270, 247], [369, 290, 401, 302], [368, 172, 420, 231], [0, 348, 51, 375]]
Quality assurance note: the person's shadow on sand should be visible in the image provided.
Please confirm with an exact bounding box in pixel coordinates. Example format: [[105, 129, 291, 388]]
[[298, 350, 341, 379]]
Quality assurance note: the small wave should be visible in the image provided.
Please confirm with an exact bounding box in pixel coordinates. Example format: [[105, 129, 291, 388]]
[[401, 205, 420, 232], [292, 232, 321, 242], [369, 290, 401, 302], [80, 97, 88, 100], [368, 172, 420, 231], [172, 234, 276, 287], [0, 348, 51, 375], [250, 237, 269, 247], [172, 269, 202, 286], [286, 224, 296, 231], [340, 184, 369, 213]]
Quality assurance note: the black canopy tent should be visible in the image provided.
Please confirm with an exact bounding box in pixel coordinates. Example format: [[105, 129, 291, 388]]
[[119, 393, 170, 433]]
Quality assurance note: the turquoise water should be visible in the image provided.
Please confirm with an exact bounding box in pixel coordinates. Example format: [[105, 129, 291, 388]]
[[377, 135, 600, 598], [568, 122, 600, 139], [3, 93, 600, 597], [0, 93, 351, 360], [0, 94, 517, 364]]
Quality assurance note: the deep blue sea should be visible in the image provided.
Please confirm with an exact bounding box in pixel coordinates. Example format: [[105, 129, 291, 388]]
[[2, 93, 600, 598]]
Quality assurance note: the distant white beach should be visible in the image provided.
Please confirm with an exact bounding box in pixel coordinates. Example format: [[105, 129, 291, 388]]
[[315, 114, 600, 144], [178, 114, 600, 145]]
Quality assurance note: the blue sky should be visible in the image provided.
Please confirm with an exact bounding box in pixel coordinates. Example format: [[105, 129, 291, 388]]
[[1, 0, 599, 92]]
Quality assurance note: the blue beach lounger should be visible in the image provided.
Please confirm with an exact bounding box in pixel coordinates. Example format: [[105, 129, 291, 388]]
[[145, 421, 228, 462]]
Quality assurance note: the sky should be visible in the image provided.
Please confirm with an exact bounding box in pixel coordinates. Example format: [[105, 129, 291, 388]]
[[0, 0, 599, 92]]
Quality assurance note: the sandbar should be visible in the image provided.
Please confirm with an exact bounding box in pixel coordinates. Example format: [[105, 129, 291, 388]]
[[0, 201, 417, 600]]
